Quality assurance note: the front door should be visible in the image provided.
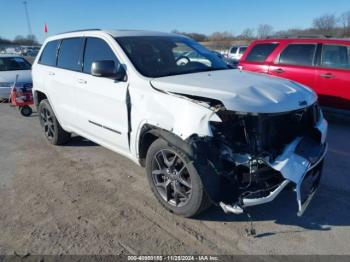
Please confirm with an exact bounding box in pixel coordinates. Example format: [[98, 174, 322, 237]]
[[75, 37, 130, 152]]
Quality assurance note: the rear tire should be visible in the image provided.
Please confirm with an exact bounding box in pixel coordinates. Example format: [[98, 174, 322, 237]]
[[145, 138, 211, 217], [38, 99, 71, 145]]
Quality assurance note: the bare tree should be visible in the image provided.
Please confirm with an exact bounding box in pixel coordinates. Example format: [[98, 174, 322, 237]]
[[257, 24, 273, 39], [339, 11, 350, 36], [209, 31, 234, 41], [13, 34, 38, 45], [239, 28, 255, 39], [313, 14, 337, 35]]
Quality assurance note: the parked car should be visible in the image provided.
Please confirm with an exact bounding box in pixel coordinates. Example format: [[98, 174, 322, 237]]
[[228, 45, 247, 60], [212, 51, 239, 68], [22, 46, 41, 57], [4, 47, 21, 55], [239, 37, 350, 111], [26, 49, 39, 57], [32, 30, 327, 217], [0, 55, 32, 99]]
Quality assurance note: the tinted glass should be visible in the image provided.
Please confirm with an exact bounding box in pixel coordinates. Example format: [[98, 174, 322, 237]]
[[245, 43, 278, 62], [321, 45, 350, 69], [279, 44, 316, 66], [83, 38, 119, 74], [230, 47, 238, 53], [57, 38, 84, 71], [0, 57, 31, 71], [116, 36, 228, 78], [39, 40, 60, 66], [239, 47, 247, 54]]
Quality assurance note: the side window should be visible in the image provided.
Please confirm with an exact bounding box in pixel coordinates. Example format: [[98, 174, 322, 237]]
[[39, 40, 60, 66], [57, 38, 84, 71], [278, 44, 316, 66], [83, 38, 119, 74], [230, 47, 238, 54], [321, 45, 350, 70], [245, 43, 278, 62], [239, 47, 247, 54]]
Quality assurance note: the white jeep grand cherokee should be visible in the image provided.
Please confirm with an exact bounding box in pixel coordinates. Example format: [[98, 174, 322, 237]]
[[32, 29, 328, 217]]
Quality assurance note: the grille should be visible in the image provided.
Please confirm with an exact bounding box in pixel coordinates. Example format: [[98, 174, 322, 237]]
[[212, 103, 320, 156]]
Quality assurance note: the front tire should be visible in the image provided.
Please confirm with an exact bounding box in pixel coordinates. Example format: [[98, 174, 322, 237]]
[[38, 99, 71, 145], [145, 138, 211, 217]]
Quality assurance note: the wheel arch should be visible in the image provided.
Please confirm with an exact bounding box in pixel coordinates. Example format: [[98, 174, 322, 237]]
[[33, 90, 47, 110], [137, 124, 193, 167]]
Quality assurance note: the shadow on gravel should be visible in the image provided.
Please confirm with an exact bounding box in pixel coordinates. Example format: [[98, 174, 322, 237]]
[[197, 120, 350, 235], [197, 183, 350, 236], [62, 135, 98, 147]]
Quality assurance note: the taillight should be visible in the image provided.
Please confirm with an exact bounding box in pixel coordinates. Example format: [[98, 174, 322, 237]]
[[238, 65, 243, 71]]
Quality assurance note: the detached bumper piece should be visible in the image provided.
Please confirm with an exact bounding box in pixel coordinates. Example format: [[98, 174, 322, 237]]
[[220, 135, 327, 216], [297, 155, 324, 216]]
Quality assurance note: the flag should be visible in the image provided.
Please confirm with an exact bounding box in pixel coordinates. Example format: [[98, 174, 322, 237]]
[[44, 23, 48, 33]]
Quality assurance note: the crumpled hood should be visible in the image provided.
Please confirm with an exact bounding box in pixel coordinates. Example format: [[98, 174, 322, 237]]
[[0, 70, 32, 85], [151, 70, 317, 113]]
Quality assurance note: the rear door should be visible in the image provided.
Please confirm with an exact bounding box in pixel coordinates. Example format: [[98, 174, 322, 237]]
[[239, 42, 279, 73], [315, 43, 350, 110], [51, 37, 85, 128], [74, 36, 130, 152], [37, 38, 84, 128], [269, 43, 317, 88]]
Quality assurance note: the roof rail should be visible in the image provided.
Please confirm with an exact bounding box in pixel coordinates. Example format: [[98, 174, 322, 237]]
[[56, 29, 101, 35], [266, 35, 332, 39]]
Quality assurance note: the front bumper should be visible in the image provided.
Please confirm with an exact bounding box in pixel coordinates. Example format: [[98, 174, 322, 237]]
[[220, 119, 328, 216]]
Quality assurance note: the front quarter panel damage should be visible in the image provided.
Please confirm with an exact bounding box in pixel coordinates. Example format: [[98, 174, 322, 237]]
[[133, 86, 222, 158], [134, 84, 328, 216]]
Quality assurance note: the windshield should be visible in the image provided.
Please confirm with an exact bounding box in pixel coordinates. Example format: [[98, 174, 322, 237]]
[[0, 57, 31, 71], [116, 36, 229, 78]]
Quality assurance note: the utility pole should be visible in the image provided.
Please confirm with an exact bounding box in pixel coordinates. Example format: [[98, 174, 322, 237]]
[[23, 1, 33, 36]]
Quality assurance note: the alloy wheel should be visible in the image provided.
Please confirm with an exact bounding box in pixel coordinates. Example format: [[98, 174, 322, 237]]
[[40, 107, 55, 140], [151, 149, 192, 207]]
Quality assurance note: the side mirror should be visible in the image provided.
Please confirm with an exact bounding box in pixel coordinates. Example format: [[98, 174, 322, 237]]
[[91, 60, 126, 81]]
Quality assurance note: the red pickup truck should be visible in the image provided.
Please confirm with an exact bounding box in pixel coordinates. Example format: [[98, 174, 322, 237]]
[[239, 38, 350, 111]]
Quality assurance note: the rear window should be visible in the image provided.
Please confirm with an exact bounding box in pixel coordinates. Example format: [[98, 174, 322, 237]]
[[245, 43, 278, 62], [0, 57, 31, 71], [57, 38, 84, 71], [39, 40, 60, 66], [321, 44, 350, 70], [278, 44, 316, 66]]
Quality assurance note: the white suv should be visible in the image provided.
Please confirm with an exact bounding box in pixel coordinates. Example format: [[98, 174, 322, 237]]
[[228, 45, 248, 60], [32, 29, 328, 217]]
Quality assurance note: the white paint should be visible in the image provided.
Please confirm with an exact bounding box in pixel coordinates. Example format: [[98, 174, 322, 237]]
[[151, 70, 317, 113], [32, 29, 324, 169]]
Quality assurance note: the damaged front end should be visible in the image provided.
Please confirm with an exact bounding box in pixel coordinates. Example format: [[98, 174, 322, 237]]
[[188, 102, 327, 216]]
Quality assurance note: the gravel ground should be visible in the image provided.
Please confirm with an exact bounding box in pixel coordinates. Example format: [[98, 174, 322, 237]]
[[0, 104, 349, 255]]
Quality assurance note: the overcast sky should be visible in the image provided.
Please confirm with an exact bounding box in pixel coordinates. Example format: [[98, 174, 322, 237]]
[[1, 0, 349, 43]]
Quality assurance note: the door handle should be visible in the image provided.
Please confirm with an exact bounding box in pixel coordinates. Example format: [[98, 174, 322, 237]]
[[48, 71, 55, 76], [320, 73, 335, 79], [273, 68, 284, 74], [77, 79, 87, 84]]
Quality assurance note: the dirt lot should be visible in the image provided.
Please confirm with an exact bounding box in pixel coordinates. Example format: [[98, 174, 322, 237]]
[[0, 103, 349, 255]]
